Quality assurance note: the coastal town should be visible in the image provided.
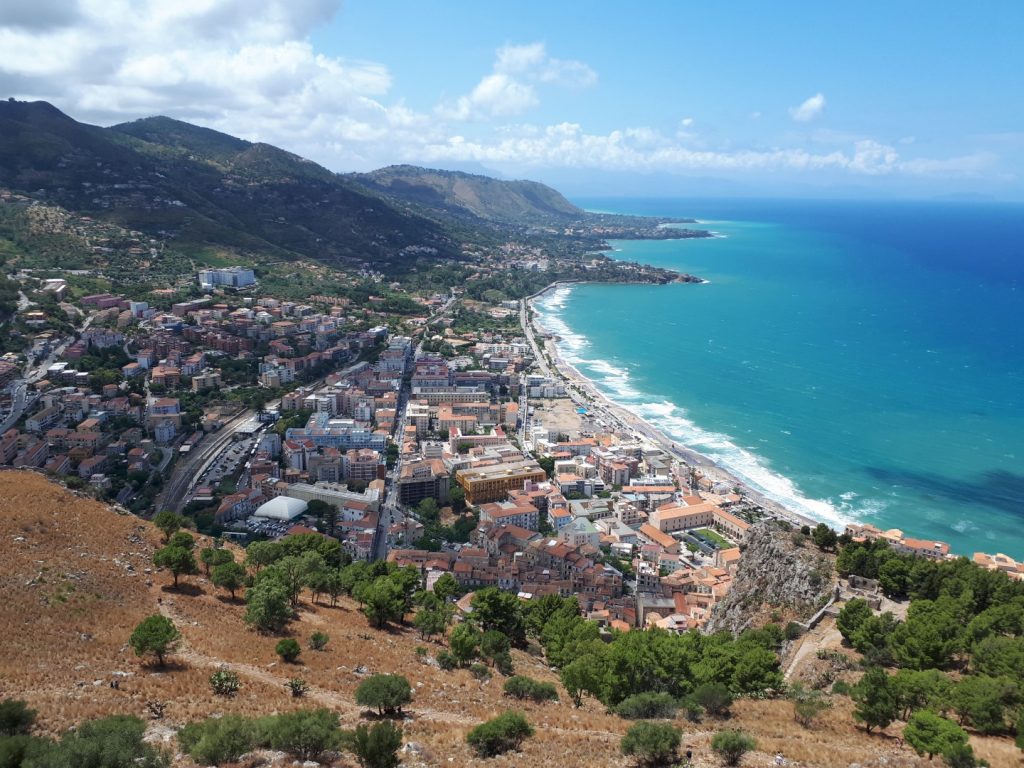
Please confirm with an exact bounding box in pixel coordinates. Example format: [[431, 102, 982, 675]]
[[3, 262, 1019, 637]]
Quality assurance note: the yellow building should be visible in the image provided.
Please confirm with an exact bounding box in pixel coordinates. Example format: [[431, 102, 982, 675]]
[[456, 460, 547, 505]]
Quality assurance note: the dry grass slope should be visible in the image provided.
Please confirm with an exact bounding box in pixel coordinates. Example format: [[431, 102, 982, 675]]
[[0, 471, 1014, 767]]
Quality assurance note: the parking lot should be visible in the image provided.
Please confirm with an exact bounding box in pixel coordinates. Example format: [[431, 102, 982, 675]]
[[195, 435, 258, 491]]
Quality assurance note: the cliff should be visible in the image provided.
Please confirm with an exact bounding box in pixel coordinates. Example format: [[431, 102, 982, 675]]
[[706, 520, 837, 634]]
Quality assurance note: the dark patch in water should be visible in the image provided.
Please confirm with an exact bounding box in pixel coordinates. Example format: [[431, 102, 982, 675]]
[[865, 467, 1024, 518]]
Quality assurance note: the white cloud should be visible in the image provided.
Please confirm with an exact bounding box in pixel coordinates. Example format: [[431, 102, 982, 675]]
[[495, 42, 596, 87], [439, 42, 596, 121], [790, 92, 826, 122], [494, 43, 546, 75], [441, 74, 539, 121], [0, 8, 994, 183]]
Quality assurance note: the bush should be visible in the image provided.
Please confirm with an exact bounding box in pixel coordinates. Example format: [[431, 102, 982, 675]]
[[309, 631, 330, 651], [341, 721, 403, 768], [0, 735, 43, 768], [503, 676, 559, 703], [620, 721, 682, 767], [614, 692, 679, 720], [785, 622, 804, 641], [275, 638, 302, 663], [355, 675, 412, 716], [0, 700, 35, 736], [466, 711, 534, 757], [789, 683, 832, 727], [831, 680, 852, 696], [209, 669, 241, 697], [25, 715, 169, 768], [694, 682, 733, 717], [493, 651, 515, 676], [264, 709, 341, 761], [177, 715, 258, 766], [711, 730, 756, 766], [288, 678, 309, 698], [470, 663, 492, 681], [437, 651, 457, 670]]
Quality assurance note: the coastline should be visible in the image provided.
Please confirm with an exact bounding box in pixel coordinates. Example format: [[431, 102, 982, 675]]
[[522, 281, 820, 531]]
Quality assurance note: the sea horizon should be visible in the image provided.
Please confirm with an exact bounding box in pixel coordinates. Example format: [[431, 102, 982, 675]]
[[535, 196, 1024, 559]]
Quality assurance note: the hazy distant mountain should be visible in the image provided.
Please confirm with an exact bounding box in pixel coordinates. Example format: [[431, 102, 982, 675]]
[[353, 164, 584, 225]]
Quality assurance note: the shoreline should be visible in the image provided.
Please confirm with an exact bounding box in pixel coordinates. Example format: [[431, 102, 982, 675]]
[[523, 281, 820, 532]]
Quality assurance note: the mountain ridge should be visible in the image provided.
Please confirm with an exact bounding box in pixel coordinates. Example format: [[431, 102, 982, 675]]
[[0, 100, 704, 280], [353, 163, 584, 224]]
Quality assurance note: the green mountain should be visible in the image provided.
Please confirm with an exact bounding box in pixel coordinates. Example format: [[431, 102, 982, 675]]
[[0, 101, 705, 282], [0, 101, 455, 273], [353, 164, 583, 224]]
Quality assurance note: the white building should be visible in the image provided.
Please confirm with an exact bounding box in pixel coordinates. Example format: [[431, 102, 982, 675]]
[[254, 496, 308, 521], [198, 266, 257, 290]]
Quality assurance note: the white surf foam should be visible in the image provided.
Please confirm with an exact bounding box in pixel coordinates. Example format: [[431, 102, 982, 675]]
[[534, 288, 863, 529]]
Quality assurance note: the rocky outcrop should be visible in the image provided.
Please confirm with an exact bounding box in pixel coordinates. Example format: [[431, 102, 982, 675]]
[[706, 520, 836, 635]]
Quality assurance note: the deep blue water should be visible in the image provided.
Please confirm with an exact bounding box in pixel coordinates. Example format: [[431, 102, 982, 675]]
[[535, 198, 1024, 557]]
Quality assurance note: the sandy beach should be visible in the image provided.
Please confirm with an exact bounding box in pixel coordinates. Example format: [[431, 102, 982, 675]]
[[524, 283, 820, 531]]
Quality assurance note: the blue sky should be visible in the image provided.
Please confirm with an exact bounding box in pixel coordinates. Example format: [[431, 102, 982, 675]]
[[1, 0, 1022, 198]]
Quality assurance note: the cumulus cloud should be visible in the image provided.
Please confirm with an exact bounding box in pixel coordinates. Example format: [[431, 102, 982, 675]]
[[790, 92, 826, 122], [0, 6, 992, 181], [439, 42, 596, 120]]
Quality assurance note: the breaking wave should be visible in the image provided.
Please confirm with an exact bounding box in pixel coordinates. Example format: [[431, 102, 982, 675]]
[[533, 286, 882, 529]]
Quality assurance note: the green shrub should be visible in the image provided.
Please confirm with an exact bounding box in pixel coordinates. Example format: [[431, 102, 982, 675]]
[[0, 700, 35, 736], [466, 711, 533, 757], [694, 682, 733, 717], [614, 692, 678, 720], [355, 675, 412, 716], [177, 715, 258, 766], [264, 709, 341, 761], [0, 735, 44, 768], [288, 678, 309, 698], [620, 720, 682, 766], [340, 722, 403, 768], [470, 663, 492, 681], [25, 715, 169, 768], [502, 676, 558, 703], [711, 730, 756, 766], [209, 669, 241, 697], [437, 651, 457, 670], [831, 680, 852, 696], [789, 683, 832, 727], [275, 638, 302, 663], [309, 631, 330, 651], [493, 651, 515, 676]]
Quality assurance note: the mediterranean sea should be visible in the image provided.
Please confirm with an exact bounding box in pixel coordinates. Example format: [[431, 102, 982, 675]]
[[534, 198, 1024, 558]]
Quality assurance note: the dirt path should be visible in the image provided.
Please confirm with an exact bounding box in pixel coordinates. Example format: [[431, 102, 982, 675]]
[[784, 625, 842, 681]]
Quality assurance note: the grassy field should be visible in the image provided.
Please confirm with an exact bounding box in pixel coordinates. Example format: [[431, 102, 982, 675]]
[[693, 527, 731, 548], [1, 470, 1015, 767]]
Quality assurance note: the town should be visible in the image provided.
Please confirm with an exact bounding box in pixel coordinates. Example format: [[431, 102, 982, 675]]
[[1, 263, 1021, 643]]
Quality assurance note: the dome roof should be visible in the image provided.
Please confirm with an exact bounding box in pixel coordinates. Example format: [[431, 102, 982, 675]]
[[254, 496, 308, 521]]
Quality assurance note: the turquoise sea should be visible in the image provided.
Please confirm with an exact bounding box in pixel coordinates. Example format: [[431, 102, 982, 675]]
[[534, 198, 1024, 558]]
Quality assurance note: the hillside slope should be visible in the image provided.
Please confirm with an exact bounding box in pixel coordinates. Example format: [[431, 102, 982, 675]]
[[0, 101, 455, 273], [0, 470, 965, 767]]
